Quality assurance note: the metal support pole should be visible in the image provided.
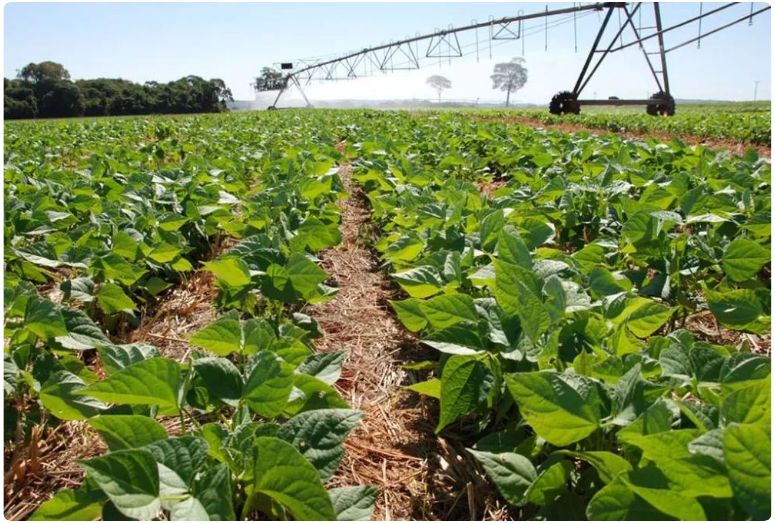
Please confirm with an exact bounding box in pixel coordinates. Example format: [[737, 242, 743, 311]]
[[653, 3, 670, 96], [572, 6, 616, 95], [622, 4, 665, 92], [545, 5, 549, 51], [291, 76, 313, 108], [698, 3, 703, 48]]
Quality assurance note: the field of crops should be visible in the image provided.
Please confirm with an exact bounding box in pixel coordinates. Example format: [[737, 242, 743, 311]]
[[506, 103, 772, 146], [4, 109, 771, 521]]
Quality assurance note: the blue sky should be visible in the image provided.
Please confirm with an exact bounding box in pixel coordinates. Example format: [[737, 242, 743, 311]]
[[4, 2, 771, 104]]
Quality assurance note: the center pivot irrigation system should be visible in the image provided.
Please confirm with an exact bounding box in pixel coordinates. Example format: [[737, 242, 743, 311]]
[[256, 2, 770, 115]]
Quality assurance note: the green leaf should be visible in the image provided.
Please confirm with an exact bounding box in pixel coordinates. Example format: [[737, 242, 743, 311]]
[[494, 261, 550, 342], [497, 229, 532, 269], [30, 485, 107, 521], [392, 266, 444, 298], [505, 372, 599, 446], [55, 307, 111, 351], [203, 257, 252, 287], [384, 233, 424, 261], [722, 238, 771, 282], [192, 357, 243, 406], [706, 288, 769, 333], [285, 374, 350, 415], [78, 449, 160, 520], [468, 449, 537, 507], [405, 378, 441, 399], [25, 297, 68, 339], [329, 485, 378, 521], [724, 424, 771, 519], [626, 302, 672, 338], [97, 283, 137, 314], [556, 450, 632, 484], [437, 355, 495, 432], [588, 267, 630, 298], [276, 409, 363, 481], [296, 351, 345, 386], [40, 371, 106, 421], [252, 437, 336, 520], [624, 429, 732, 498], [193, 463, 236, 520], [78, 358, 181, 409], [189, 317, 242, 356], [586, 476, 669, 520], [391, 298, 428, 332], [148, 243, 182, 264], [146, 436, 208, 515], [98, 343, 160, 376], [244, 352, 294, 418], [419, 293, 478, 329], [97, 253, 146, 286], [287, 253, 328, 298], [89, 415, 168, 451], [721, 375, 770, 427], [623, 467, 707, 520], [527, 461, 570, 506]]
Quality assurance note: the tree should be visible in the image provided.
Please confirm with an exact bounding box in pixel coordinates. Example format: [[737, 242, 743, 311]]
[[254, 67, 287, 92], [18, 61, 70, 84], [490, 57, 528, 108], [426, 75, 452, 103]]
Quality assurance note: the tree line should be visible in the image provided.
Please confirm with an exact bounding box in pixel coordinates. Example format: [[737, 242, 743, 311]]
[[4, 61, 234, 120]]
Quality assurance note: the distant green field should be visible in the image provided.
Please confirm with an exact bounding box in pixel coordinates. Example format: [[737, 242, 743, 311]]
[[505, 102, 771, 145]]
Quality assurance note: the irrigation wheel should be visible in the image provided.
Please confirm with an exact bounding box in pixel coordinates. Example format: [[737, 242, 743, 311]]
[[646, 91, 676, 117], [549, 91, 581, 115]]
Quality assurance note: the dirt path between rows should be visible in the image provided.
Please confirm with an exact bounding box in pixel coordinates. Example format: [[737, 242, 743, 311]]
[[469, 114, 772, 159], [309, 161, 514, 520]]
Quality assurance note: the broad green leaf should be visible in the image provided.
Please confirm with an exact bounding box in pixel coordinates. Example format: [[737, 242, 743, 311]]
[[626, 302, 672, 338], [276, 409, 363, 481], [287, 253, 327, 298], [468, 449, 537, 506], [244, 352, 294, 418], [97, 283, 137, 314], [189, 317, 242, 356], [721, 375, 770, 427], [527, 461, 570, 506], [40, 371, 106, 421], [556, 450, 633, 483], [706, 288, 769, 333], [192, 357, 243, 406], [588, 267, 630, 298], [285, 374, 350, 415], [98, 343, 160, 376], [505, 372, 599, 446], [192, 463, 236, 520], [384, 233, 424, 261], [586, 477, 668, 520], [78, 449, 160, 520], [25, 297, 68, 339], [494, 261, 550, 342], [391, 298, 428, 332], [722, 238, 771, 282], [146, 436, 208, 514], [329, 485, 378, 521], [89, 415, 168, 451], [497, 229, 532, 269], [252, 437, 336, 520], [203, 257, 252, 287], [624, 429, 732, 498], [78, 358, 181, 409], [30, 485, 107, 521], [623, 468, 707, 520], [97, 253, 146, 286], [392, 266, 444, 298], [55, 307, 111, 351], [724, 424, 771, 520], [296, 351, 345, 386], [419, 293, 478, 329], [405, 378, 441, 399], [437, 355, 494, 432]]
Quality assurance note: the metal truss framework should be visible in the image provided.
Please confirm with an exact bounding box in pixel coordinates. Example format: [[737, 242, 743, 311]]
[[261, 2, 770, 112]]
